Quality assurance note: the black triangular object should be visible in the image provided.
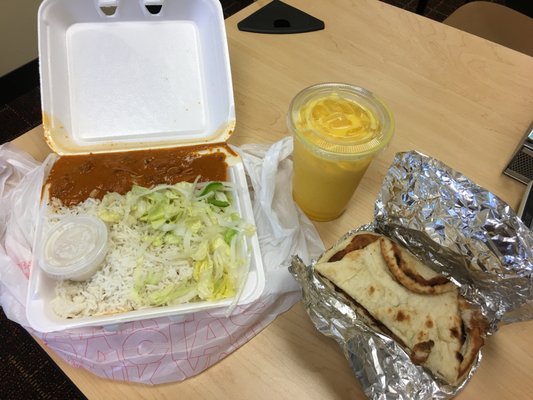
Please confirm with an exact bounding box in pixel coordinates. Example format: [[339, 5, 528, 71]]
[[237, 0, 324, 34]]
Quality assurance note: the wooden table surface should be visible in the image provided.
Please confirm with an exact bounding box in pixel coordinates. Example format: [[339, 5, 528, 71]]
[[13, 0, 533, 398]]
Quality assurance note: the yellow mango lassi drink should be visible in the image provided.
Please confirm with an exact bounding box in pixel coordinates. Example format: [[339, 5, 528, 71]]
[[288, 83, 394, 221]]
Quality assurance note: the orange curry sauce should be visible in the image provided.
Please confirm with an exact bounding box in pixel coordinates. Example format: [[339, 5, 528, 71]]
[[46, 144, 232, 206]]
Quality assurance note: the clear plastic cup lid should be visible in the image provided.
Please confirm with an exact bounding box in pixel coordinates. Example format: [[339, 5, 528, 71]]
[[288, 83, 395, 157], [39, 215, 108, 281]]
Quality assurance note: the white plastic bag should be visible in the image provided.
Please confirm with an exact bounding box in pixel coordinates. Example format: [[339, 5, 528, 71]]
[[0, 137, 324, 384], [232, 137, 324, 269], [0, 143, 45, 324]]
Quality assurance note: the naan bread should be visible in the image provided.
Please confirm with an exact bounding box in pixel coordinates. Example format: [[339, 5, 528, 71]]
[[315, 232, 486, 385]]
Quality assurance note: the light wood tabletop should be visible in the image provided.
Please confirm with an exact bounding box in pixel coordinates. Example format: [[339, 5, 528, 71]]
[[13, 0, 533, 398]]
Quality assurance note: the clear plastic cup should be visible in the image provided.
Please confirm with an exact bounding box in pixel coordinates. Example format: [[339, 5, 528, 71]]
[[39, 215, 109, 281], [288, 83, 394, 221]]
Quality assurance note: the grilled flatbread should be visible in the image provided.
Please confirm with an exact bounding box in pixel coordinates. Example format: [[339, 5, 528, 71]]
[[315, 232, 486, 385]]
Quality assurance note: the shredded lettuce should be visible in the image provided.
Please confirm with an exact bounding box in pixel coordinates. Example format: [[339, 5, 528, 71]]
[[97, 180, 253, 308]]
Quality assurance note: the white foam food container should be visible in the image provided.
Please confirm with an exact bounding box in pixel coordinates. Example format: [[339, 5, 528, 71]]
[[26, 0, 265, 332]]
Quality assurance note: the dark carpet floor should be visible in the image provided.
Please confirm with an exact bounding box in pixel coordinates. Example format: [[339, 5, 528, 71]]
[[0, 0, 515, 399]]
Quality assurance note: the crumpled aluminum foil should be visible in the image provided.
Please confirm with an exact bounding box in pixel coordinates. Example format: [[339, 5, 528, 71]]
[[289, 150, 533, 400]]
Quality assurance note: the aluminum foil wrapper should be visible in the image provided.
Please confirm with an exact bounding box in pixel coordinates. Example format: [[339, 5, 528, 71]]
[[289, 151, 533, 400]]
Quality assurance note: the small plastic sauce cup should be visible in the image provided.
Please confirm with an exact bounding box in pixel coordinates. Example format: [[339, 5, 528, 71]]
[[288, 83, 394, 221], [39, 215, 109, 281]]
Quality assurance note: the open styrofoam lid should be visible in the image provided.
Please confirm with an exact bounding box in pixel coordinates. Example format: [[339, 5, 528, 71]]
[[39, 0, 235, 154]]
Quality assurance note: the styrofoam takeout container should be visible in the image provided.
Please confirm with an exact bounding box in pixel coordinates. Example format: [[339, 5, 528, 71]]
[[26, 0, 265, 332]]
